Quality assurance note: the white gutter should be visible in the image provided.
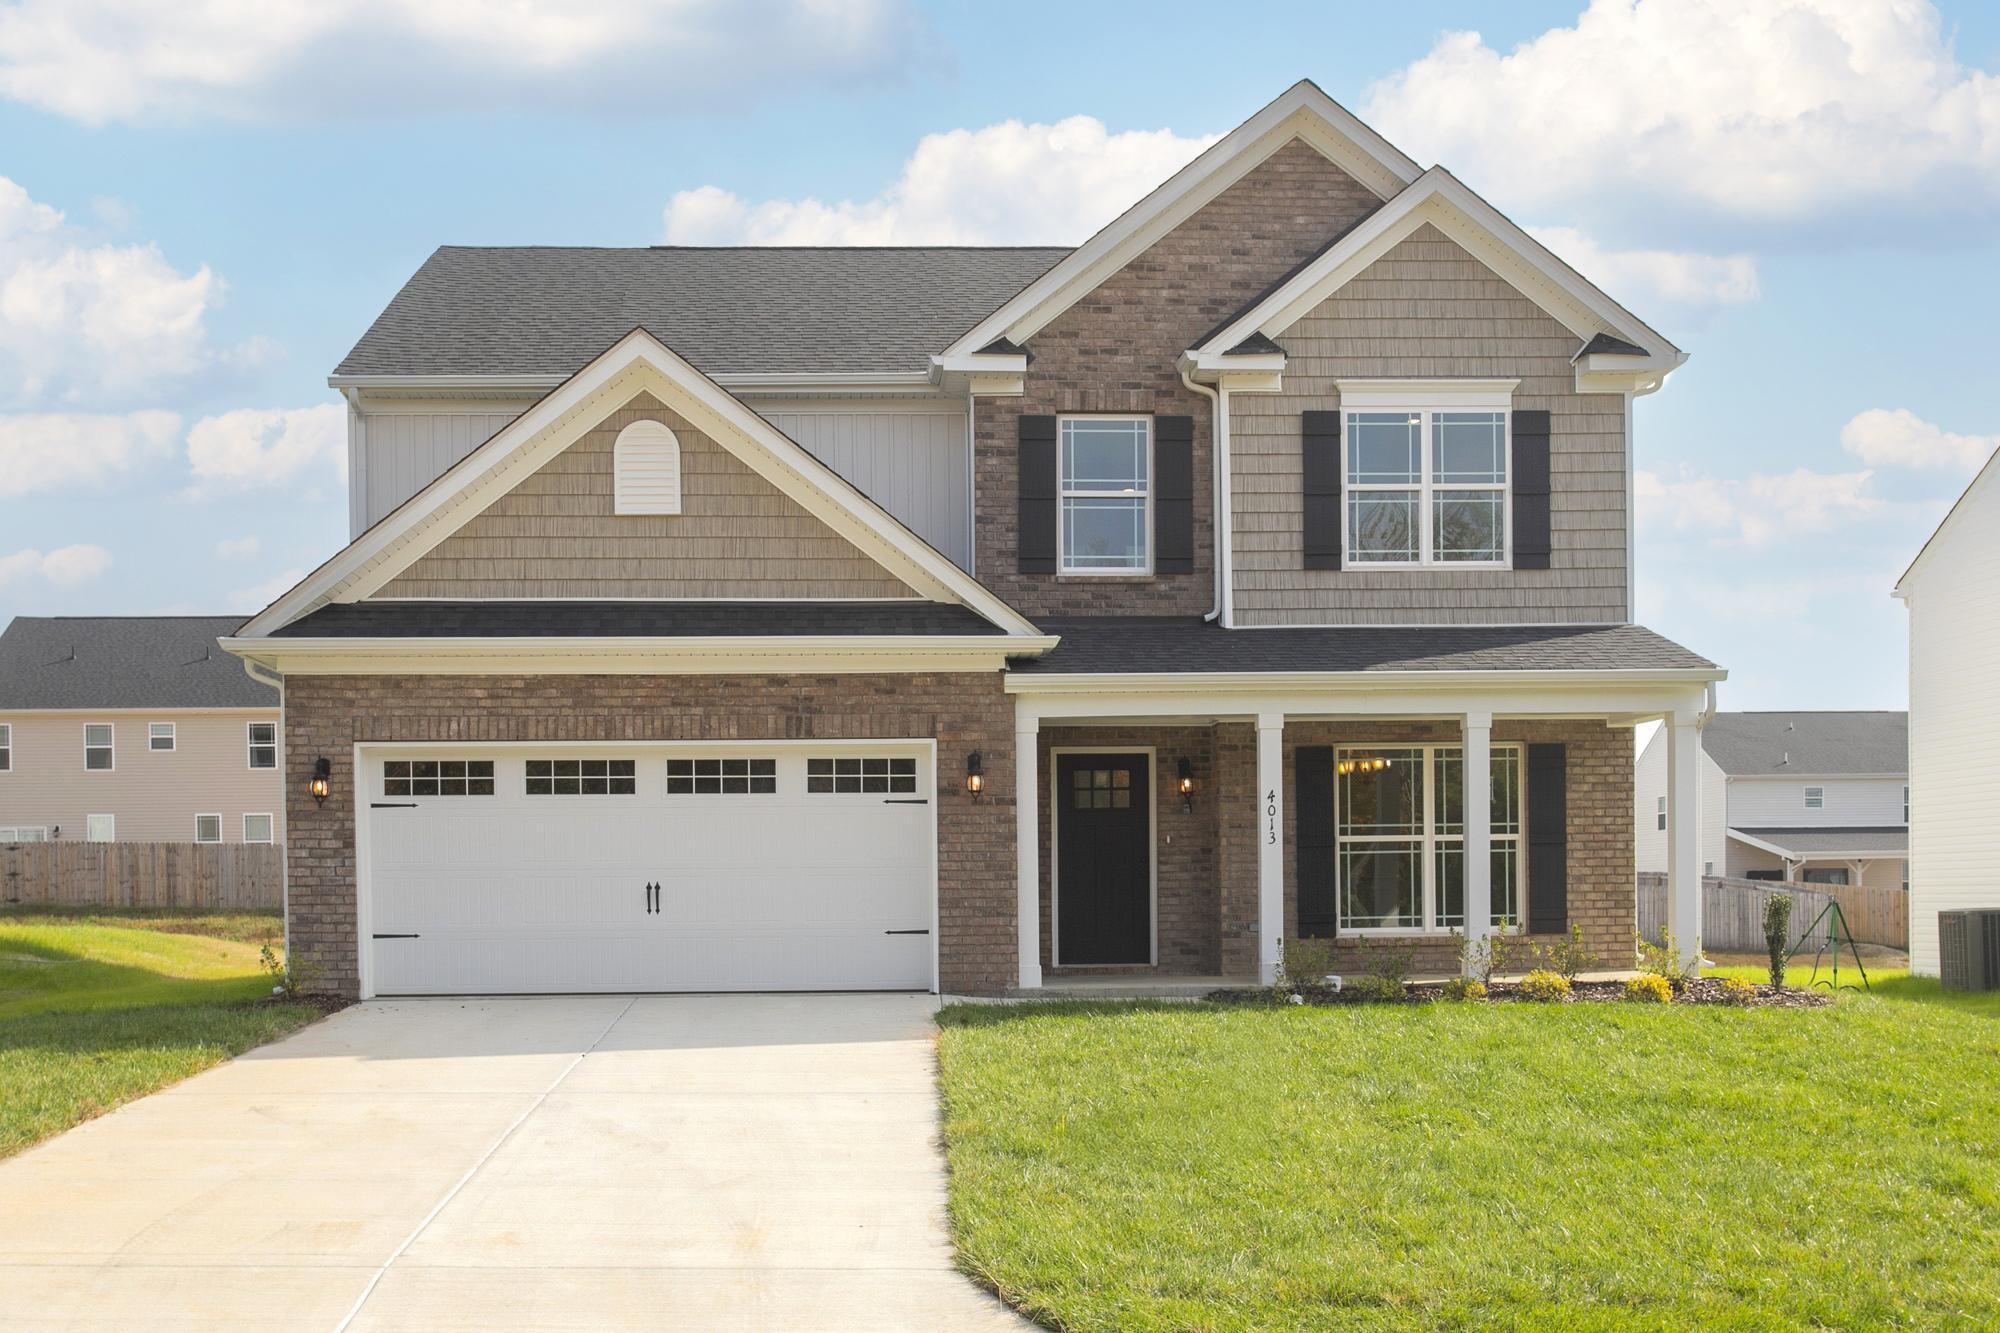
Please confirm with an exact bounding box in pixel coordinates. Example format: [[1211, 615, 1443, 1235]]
[[327, 370, 939, 395], [1005, 665, 1727, 695], [1178, 367, 1228, 624]]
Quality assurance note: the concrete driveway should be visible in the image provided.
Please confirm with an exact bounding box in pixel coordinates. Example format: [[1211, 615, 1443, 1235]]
[[0, 994, 1026, 1331]]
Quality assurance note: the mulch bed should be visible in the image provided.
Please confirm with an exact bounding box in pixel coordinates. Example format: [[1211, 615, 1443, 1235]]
[[1210, 978, 1834, 1009], [259, 992, 354, 1017]]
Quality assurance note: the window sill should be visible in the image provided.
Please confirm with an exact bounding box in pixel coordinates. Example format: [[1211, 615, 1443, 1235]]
[[1054, 573, 1158, 582]]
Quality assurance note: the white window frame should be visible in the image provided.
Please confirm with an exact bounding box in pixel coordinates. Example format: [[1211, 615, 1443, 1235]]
[[0, 826, 47, 843], [1804, 785, 1824, 810], [1056, 414, 1153, 576], [242, 813, 275, 844], [1336, 380, 1515, 571], [84, 723, 114, 772], [1333, 742, 1525, 937], [247, 721, 278, 770], [1656, 795, 1666, 831], [194, 813, 223, 844], [149, 721, 177, 752], [1903, 786, 1909, 822], [0, 722, 11, 771], [86, 813, 115, 843]]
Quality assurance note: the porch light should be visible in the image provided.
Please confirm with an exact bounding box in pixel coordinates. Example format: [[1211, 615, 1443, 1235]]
[[310, 756, 332, 807], [1177, 758, 1195, 812], [1336, 756, 1393, 777], [965, 751, 984, 799]]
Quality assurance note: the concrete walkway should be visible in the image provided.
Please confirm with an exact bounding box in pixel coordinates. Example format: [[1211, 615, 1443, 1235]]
[[0, 994, 1026, 1331]]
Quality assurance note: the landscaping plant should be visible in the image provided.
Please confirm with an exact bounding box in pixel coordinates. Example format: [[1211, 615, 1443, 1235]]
[[1635, 929, 1698, 994], [1623, 973, 1673, 1004], [1530, 924, 1599, 982], [1763, 893, 1793, 989], [1518, 969, 1571, 1002], [1719, 976, 1758, 1006], [1277, 937, 1339, 996], [1438, 976, 1487, 1003]]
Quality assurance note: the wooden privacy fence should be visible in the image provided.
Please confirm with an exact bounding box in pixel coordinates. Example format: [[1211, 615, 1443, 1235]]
[[1636, 872, 1908, 953], [0, 841, 283, 911]]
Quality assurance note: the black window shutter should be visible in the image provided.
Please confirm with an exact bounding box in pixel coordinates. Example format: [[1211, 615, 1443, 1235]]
[[1513, 409, 1552, 570], [1296, 745, 1337, 938], [1154, 415, 1194, 574], [1302, 410, 1342, 570], [1526, 742, 1568, 933], [1017, 415, 1058, 574]]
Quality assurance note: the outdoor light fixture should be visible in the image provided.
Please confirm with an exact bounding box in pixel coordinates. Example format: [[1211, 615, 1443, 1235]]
[[965, 751, 984, 799], [1177, 757, 1195, 812], [310, 756, 332, 807], [1336, 755, 1393, 777]]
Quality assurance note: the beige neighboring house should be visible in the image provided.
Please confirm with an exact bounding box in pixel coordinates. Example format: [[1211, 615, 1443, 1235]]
[[0, 616, 282, 846]]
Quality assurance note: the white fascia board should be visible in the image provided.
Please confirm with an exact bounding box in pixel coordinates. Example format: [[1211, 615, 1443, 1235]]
[[939, 83, 1419, 360], [1725, 827, 1797, 859], [1007, 667, 1723, 695], [329, 373, 567, 391], [1010, 677, 1717, 725], [931, 352, 1028, 376], [1194, 169, 1684, 378], [331, 370, 936, 396], [221, 634, 1057, 677], [248, 328, 1042, 640], [1181, 349, 1287, 376]]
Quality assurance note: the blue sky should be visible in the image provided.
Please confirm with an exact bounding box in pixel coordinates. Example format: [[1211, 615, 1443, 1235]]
[[2, 0, 1997, 712]]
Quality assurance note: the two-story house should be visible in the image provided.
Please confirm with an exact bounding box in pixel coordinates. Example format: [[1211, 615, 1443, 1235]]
[[1635, 711, 1908, 890], [221, 81, 1722, 999]]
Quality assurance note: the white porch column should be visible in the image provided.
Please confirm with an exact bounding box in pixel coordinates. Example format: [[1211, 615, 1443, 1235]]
[[1015, 717, 1042, 990], [1462, 712, 1493, 970], [1256, 712, 1285, 984], [1666, 711, 1703, 967]]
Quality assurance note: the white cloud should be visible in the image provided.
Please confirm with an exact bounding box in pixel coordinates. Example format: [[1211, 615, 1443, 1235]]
[[0, 0, 930, 126], [1363, 0, 2000, 229], [0, 409, 180, 495], [664, 116, 1220, 245], [1525, 225, 1759, 307], [228, 568, 306, 614], [1636, 464, 1880, 546], [215, 535, 261, 560], [184, 403, 345, 496], [0, 543, 112, 588], [0, 176, 254, 407], [1840, 407, 1997, 473]]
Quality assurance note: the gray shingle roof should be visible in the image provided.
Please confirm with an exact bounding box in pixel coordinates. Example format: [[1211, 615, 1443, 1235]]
[[333, 246, 1072, 379], [269, 601, 1005, 638], [1704, 712, 1907, 776], [0, 617, 272, 710], [1730, 826, 1909, 857], [1008, 619, 1716, 675]]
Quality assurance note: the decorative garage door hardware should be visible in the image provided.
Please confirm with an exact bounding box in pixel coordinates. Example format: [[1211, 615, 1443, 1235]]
[[644, 881, 660, 914], [884, 929, 930, 935], [883, 798, 930, 805], [372, 933, 420, 939], [371, 802, 419, 809]]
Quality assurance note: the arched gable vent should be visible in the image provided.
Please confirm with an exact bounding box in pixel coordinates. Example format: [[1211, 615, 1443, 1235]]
[[614, 419, 682, 515]]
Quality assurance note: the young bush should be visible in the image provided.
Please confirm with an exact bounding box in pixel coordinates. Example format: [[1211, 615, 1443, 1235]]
[[1719, 975, 1758, 1006], [1530, 924, 1600, 983], [1279, 938, 1339, 992], [1346, 974, 1406, 1003], [259, 943, 323, 998], [1635, 930, 1698, 993], [1456, 931, 1499, 985], [1363, 939, 1416, 989], [1623, 973, 1673, 1004], [1518, 969, 1571, 1003], [1762, 894, 1793, 989], [1438, 976, 1487, 1003]]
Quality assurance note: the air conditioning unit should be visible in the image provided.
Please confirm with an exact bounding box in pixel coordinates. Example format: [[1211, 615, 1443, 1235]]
[[1938, 910, 2000, 992]]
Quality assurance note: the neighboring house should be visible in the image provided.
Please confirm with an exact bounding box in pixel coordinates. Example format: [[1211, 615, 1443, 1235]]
[[1635, 711, 1908, 892], [0, 617, 283, 846], [222, 81, 1722, 1000], [1895, 445, 2000, 976]]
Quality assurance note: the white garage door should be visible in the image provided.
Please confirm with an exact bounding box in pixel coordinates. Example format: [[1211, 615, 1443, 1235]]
[[361, 744, 935, 995]]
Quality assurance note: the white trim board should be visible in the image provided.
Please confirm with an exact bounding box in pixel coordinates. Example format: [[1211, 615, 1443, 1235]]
[[1048, 745, 1159, 970], [221, 633, 1054, 676], [241, 328, 1041, 640]]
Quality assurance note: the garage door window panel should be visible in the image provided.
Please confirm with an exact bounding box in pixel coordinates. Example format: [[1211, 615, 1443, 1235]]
[[385, 759, 496, 797], [808, 756, 917, 794], [667, 757, 776, 795], [528, 758, 638, 796]]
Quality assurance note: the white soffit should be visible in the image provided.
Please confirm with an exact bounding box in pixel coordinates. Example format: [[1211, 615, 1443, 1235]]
[[239, 328, 1041, 638]]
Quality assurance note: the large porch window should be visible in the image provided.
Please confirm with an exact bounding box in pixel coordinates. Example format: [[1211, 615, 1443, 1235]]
[[1335, 744, 1522, 933]]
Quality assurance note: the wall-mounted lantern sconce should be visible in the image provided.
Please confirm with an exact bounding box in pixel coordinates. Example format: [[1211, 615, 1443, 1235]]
[[965, 751, 984, 799], [310, 756, 332, 807], [1177, 757, 1195, 813]]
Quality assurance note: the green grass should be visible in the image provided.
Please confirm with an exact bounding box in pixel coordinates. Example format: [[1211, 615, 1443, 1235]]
[[0, 910, 318, 1158], [938, 983, 2000, 1331]]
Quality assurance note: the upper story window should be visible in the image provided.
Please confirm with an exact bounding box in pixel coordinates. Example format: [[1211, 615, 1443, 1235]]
[[1059, 416, 1150, 574], [1804, 785, 1823, 810], [0, 723, 10, 771], [614, 419, 683, 515], [1655, 795, 1666, 831], [149, 722, 176, 752], [248, 722, 278, 770], [1903, 785, 1909, 822], [1346, 409, 1508, 566], [84, 723, 113, 771]]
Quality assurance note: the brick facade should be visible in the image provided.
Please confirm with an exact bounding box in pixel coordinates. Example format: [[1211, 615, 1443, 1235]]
[[971, 138, 1383, 616], [282, 672, 1017, 998]]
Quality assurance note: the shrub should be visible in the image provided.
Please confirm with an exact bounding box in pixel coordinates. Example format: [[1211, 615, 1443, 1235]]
[[259, 942, 323, 998], [1346, 974, 1406, 1003], [1635, 930, 1698, 993], [1719, 976, 1758, 1006], [1762, 894, 1793, 989], [1456, 931, 1500, 985], [1362, 940, 1416, 989], [1279, 937, 1338, 992], [1518, 969, 1571, 1003], [1623, 973, 1673, 1004], [1438, 976, 1487, 1003], [1530, 924, 1600, 983]]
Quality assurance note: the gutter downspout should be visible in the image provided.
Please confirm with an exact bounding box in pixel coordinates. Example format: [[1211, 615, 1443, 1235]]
[[1179, 367, 1229, 624]]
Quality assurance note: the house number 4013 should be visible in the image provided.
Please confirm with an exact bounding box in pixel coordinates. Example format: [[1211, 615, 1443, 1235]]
[[1266, 790, 1278, 844]]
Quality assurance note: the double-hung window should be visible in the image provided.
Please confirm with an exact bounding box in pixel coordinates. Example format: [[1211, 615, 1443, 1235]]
[[1335, 744, 1523, 933], [1058, 416, 1150, 574], [84, 724, 113, 771], [1338, 381, 1513, 568], [1804, 785, 1823, 810], [149, 722, 176, 752], [248, 722, 277, 770], [0, 723, 10, 771]]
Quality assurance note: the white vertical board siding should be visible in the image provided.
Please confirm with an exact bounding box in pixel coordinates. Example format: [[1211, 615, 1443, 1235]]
[[758, 407, 971, 570], [1903, 459, 2000, 974], [1634, 728, 1666, 874], [1700, 753, 1726, 877], [1726, 777, 1907, 828], [352, 408, 528, 536]]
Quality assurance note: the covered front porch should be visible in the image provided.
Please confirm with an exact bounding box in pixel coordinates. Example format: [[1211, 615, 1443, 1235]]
[[1004, 623, 1723, 993]]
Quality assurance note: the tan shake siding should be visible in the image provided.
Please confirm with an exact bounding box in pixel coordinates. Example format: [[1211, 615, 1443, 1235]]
[[1230, 223, 1630, 625], [281, 673, 1017, 998], [0, 710, 284, 843], [973, 138, 1385, 616], [377, 391, 919, 600]]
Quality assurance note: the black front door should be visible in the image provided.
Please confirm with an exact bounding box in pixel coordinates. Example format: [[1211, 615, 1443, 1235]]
[[1056, 753, 1151, 964]]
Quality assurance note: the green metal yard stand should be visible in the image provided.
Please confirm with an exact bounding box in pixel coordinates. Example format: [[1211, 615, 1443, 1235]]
[[1786, 900, 1870, 992]]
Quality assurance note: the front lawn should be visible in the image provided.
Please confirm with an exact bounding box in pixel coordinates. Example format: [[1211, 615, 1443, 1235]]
[[0, 910, 321, 1157], [938, 982, 2000, 1330]]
